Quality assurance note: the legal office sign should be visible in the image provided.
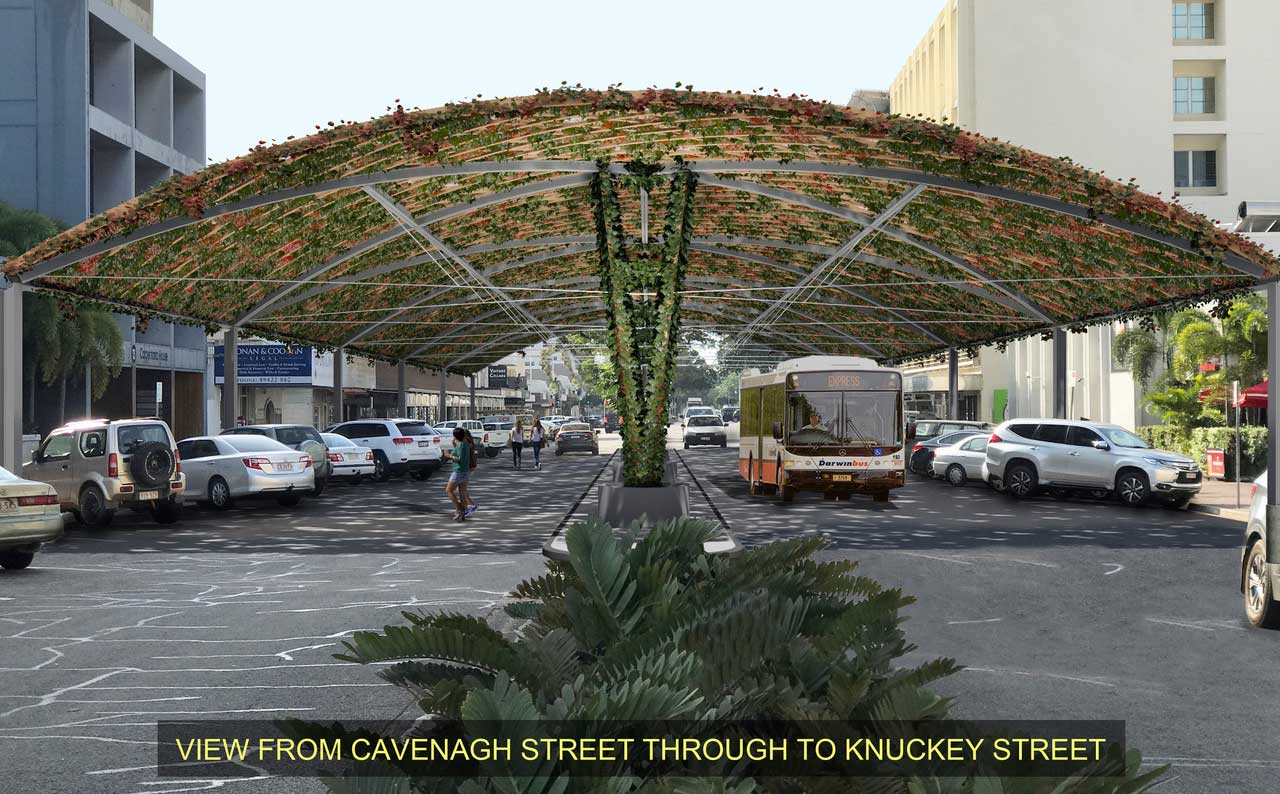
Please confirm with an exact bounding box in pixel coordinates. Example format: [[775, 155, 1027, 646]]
[[214, 344, 313, 385]]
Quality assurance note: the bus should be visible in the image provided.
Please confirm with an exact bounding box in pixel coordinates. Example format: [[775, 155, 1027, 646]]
[[739, 356, 905, 503]]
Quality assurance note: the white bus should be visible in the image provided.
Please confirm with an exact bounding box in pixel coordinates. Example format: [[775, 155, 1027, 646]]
[[739, 356, 905, 503]]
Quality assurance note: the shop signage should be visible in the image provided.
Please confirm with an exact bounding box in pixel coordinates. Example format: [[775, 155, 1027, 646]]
[[488, 365, 509, 388], [214, 344, 313, 385]]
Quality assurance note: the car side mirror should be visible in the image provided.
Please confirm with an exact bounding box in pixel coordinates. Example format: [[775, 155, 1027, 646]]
[[772, 421, 784, 440], [680, 423, 686, 429], [1092, 440, 1110, 450], [30, 449, 41, 463]]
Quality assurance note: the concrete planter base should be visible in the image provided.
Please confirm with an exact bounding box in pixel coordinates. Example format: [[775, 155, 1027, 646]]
[[596, 482, 691, 528]]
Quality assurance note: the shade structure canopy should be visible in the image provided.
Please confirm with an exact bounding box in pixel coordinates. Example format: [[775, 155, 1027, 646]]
[[5, 87, 1278, 372], [1237, 380, 1268, 409]]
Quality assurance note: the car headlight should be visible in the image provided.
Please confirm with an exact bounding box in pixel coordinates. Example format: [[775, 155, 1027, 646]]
[[1143, 457, 1178, 468]]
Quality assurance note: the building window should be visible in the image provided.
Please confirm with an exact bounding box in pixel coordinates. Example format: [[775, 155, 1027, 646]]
[[1173, 76, 1215, 114], [1173, 150, 1217, 188], [1172, 2, 1215, 40]]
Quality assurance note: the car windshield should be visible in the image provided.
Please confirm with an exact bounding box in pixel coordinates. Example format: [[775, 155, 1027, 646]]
[[116, 423, 170, 454], [321, 433, 355, 448], [787, 390, 900, 446], [936, 431, 980, 447], [688, 416, 722, 427], [1101, 427, 1149, 448], [275, 426, 319, 446], [560, 423, 590, 432], [222, 435, 292, 453], [396, 422, 437, 436]]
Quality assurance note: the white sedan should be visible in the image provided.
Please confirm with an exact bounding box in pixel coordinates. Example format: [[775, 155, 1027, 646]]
[[321, 433, 376, 481], [0, 466, 67, 570], [177, 435, 315, 509], [932, 434, 990, 487]]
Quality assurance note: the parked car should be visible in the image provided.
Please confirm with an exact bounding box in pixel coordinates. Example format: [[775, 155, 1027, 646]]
[[328, 419, 442, 482], [320, 433, 376, 481], [1242, 472, 1278, 628], [178, 435, 315, 509], [585, 415, 604, 429], [0, 465, 67, 570], [683, 415, 728, 448], [911, 419, 991, 444], [985, 419, 1202, 506], [721, 406, 739, 423], [435, 419, 496, 456], [685, 406, 718, 422], [931, 434, 991, 486], [554, 422, 598, 455], [220, 424, 331, 496], [481, 422, 513, 457], [909, 430, 987, 476], [24, 418, 184, 526], [602, 413, 622, 433]]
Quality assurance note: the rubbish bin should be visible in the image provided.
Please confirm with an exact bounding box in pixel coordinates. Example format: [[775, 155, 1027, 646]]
[[1205, 448, 1225, 480]]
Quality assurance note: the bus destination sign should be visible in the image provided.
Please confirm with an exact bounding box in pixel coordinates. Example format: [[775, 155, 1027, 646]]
[[790, 371, 901, 391]]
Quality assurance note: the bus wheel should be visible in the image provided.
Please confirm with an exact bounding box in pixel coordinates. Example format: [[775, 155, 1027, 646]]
[[747, 455, 762, 496], [777, 460, 794, 502]]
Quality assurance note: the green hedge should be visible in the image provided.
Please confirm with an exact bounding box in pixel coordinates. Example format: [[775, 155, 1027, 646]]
[[1136, 425, 1268, 481]]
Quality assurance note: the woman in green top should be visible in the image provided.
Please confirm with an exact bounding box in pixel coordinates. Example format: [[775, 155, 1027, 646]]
[[441, 427, 471, 522]]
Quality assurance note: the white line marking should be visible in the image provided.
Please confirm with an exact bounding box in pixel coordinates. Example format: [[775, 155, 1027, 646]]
[[1103, 563, 1125, 575], [946, 618, 1003, 625]]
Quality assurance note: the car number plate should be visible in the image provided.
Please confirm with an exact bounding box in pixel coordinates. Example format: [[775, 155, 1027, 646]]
[[1178, 471, 1200, 483], [138, 490, 159, 500], [0, 499, 15, 512], [418, 440, 431, 447], [832, 474, 852, 482], [277, 462, 294, 471]]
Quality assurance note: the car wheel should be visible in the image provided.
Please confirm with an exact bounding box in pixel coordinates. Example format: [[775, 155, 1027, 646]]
[[1115, 470, 1150, 507], [78, 485, 114, 527], [1088, 489, 1111, 500], [1049, 487, 1073, 501], [207, 477, 233, 511], [1004, 463, 1038, 500], [311, 477, 327, 498], [591, 448, 599, 455], [945, 464, 967, 487], [372, 452, 391, 483], [719, 439, 727, 448], [988, 476, 1005, 493], [276, 494, 302, 507], [1244, 540, 1280, 629], [153, 499, 182, 525], [0, 549, 35, 570], [683, 441, 690, 449]]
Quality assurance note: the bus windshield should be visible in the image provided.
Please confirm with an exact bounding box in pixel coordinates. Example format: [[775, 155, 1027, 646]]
[[787, 390, 900, 447]]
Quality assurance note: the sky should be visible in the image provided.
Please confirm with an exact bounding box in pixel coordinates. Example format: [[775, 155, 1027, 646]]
[[155, 0, 944, 164]]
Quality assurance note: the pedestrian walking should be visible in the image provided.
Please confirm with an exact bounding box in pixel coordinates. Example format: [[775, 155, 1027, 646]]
[[462, 429, 479, 517], [441, 427, 471, 522], [511, 418, 525, 469], [531, 418, 544, 470]]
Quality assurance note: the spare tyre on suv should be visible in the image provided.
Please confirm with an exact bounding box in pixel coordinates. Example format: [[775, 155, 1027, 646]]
[[22, 419, 186, 526]]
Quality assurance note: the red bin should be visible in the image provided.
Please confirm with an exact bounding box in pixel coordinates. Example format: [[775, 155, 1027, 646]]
[[1205, 448, 1225, 479]]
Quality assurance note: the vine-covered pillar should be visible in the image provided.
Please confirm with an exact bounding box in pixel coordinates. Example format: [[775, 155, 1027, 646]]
[[590, 161, 698, 487]]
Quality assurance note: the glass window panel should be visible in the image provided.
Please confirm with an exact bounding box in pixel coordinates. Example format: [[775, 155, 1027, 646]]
[[1174, 151, 1190, 187]]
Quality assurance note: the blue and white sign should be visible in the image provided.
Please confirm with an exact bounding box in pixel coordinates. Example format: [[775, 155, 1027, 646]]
[[215, 344, 313, 385]]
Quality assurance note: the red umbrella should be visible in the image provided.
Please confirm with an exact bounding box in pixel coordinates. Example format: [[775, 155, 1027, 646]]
[[1235, 380, 1268, 408]]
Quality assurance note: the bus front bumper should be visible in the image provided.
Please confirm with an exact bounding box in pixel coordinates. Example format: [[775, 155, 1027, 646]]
[[786, 469, 905, 493]]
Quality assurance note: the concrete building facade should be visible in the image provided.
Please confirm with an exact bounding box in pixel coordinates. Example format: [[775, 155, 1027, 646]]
[[888, 0, 1280, 426], [1, 0, 207, 437]]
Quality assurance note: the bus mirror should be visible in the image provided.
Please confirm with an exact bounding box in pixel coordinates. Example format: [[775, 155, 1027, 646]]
[[772, 421, 784, 440]]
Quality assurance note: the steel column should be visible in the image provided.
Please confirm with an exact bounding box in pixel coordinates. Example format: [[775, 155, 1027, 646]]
[[0, 279, 23, 472], [947, 348, 959, 420], [438, 369, 447, 423], [1052, 328, 1068, 419], [84, 361, 92, 418], [396, 361, 408, 418], [220, 326, 238, 431], [333, 347, 345, 424], [469, 375, 477, 420], [1266, 284, 1278, 560]]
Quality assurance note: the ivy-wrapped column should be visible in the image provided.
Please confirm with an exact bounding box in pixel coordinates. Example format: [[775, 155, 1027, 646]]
[[590, 162, 697, 487]]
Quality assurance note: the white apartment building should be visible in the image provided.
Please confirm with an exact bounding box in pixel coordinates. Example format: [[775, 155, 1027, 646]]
[[886, 0, 1280, 426]]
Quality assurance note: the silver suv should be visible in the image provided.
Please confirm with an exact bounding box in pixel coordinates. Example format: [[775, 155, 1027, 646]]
[[984, 419, 1201, 507], [23, 418, 185, 526]]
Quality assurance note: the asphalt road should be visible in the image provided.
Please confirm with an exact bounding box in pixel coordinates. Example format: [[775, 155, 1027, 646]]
[[2, 427, 1275, 793]]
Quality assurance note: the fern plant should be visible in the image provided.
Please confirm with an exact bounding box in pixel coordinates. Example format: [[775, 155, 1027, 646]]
[[288, 518, 1163, 794]]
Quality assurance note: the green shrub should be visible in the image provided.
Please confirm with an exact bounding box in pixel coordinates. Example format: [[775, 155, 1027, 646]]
[[287, 519, 1163, 793], [1137, 425, 1268, 480]]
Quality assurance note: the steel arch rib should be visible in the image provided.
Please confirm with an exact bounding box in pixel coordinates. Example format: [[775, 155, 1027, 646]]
[[18, 158, 1260, 284], [233, 173, 592, 324], [696, 175, 1053, 323]]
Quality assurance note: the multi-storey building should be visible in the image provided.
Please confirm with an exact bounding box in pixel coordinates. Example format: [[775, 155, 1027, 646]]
[[0, 0, 208, 437], [886, 0, 1280, 426]]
